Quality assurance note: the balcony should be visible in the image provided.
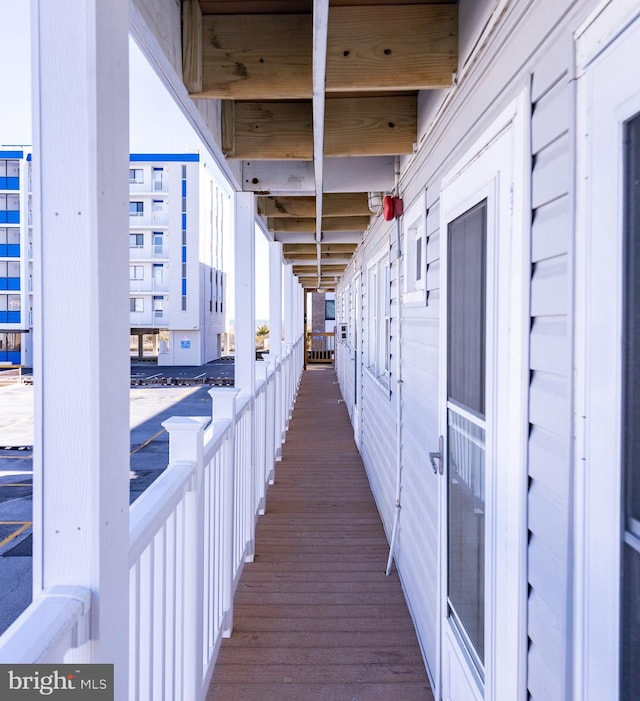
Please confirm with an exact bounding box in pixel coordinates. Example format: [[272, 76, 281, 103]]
[[0, 347, 432, 700]]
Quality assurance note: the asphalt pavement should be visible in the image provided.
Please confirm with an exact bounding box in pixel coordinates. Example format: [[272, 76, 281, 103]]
[[0, 359, 236, 635]]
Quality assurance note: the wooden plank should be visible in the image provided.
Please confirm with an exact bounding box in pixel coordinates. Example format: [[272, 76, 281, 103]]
[[221, 100, 235, 155], [197, 15, 312, 99], [258, 193, 369, 218], [182, 0, 202, 92], [207, 369, 433, 701], [324, 96, 416, 156], [326, 5, 457, 91], [232, 101, 313, 159], [269, 215, 370, 232], [229, 98, 414, 159]]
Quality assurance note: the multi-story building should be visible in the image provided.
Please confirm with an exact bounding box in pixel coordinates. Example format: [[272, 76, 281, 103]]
[[0, 149, 30, 367], [127, 153, 228, 366], [0, 150, 228, 367]]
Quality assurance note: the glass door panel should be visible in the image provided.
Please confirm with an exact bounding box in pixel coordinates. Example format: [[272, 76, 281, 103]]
[[446, 199, 487, 679]]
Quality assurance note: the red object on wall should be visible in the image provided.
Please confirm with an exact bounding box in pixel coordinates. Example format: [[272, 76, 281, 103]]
[[383, 195, 404, 220]]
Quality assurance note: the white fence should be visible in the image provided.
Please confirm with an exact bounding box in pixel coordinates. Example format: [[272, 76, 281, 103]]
[[0, 338, 304, 701]]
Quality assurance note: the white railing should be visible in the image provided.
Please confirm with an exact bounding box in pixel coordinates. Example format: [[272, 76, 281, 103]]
[[129, 337, 303, 700], [0, 337, 305, 701]]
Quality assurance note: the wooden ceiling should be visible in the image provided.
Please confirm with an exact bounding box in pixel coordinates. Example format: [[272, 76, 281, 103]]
[[183, 0, 458, 289]]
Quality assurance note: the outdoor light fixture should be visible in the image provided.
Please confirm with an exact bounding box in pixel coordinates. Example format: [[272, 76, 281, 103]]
[[368, 191, 384, 215]]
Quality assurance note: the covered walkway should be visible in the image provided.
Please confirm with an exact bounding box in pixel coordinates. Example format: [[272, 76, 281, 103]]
[[208, 367, 433, 701]]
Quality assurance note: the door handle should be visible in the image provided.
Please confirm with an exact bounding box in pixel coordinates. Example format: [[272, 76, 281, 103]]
[[429, 435, 444, 475]]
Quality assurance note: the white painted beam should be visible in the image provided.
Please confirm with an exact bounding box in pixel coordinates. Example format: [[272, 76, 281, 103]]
[[269, 242, 283, 361], [275, 231, 363, 245], [283, 264, 294, 346], [234, 192, 256, 395], [241, 156, 395, 195], [31, 0, 130, 691]]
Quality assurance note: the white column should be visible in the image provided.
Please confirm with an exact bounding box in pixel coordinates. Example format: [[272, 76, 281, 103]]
[[268, 241, 283, 361], [234, 192, 255, 395], [283, 264, 294, 346], [31, 0, 129, 691]]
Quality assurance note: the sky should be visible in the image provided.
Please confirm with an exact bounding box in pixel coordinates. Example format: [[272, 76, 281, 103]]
[[0, 1, 271, 321]]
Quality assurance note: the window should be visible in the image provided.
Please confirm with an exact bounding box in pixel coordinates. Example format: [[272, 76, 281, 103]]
[[152, 168, 163, 191], [325, 299, 335, 321], [129, 168, 144, 184], [130, 297, 143, 312], [129, 233, 144, 248], [448, 200, 487, 416], [153, 295, 164, 317], [446, 199, 488, 677], [622, 110, 640, 699], [153, 232, 163, 256], [403, 194, 427, 304], [366, 250, 390, 380], [129, 201, 143, 217], [129, 265, 144, 280]]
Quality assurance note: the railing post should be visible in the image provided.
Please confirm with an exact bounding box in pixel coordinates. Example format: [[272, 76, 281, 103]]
[[255, 361, 270, 514], [161, 416, 209, 701], [209, 388, 239, 638], [262, 353, 280, 477]]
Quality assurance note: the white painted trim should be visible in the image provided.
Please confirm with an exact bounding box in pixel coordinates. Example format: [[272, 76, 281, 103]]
[[31, 0, 131, 691], [402, 191, 429, 307], [574, 7, 640, 700], [439, 89, 529, 701]]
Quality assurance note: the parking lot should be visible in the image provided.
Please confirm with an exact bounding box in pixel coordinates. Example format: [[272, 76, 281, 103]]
[[0, 360, 235, 634]]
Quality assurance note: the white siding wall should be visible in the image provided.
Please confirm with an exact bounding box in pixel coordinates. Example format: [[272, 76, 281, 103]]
[[527, 35, 574, 701], [335, 1, 603, 698]]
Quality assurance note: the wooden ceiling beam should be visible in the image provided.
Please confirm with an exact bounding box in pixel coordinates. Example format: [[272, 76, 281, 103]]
[[225, 97, 415, 159], [269, 215, 370, 232], [274, 231, 362, 244], [194, 15, 312, 99], [188, 6, 456, 98], [257, 193, 370, 217], [325, 96, 415, 156], [326, 5, 457, 92]]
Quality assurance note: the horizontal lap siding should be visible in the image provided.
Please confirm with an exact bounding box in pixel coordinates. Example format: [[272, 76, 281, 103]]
[[528, 47, 573, 701], [394, 196, 441, 682], [359, 220, 399, 538]]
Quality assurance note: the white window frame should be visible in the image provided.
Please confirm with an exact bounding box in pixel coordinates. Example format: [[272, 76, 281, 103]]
[[130, 297, 143, 313], [129, 233, 143, 248], [129, 168, 144, 184], [403, 191, 428, 305], [366, 246, 390, 385], [129, 265, 144, 280], [574, 5, 640, 700], [129, 201, 143, 217]]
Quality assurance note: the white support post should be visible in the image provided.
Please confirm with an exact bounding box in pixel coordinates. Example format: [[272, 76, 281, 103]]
[[31, 0, 129, 691], [283, 264, 294, 347], [269, 241, 283, 361], [233, 192, 257, 563], [255, 360, 270, 514], [234, 192, 256, 397], [209, 388, 239, 637], [161, 416, 209, 701]]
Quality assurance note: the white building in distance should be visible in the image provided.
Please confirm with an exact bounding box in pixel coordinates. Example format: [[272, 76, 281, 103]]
[[0, 150, 228, 367]]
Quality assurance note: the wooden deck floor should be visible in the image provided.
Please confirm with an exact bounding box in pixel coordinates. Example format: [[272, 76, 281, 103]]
[[207, 366, 434, 701]]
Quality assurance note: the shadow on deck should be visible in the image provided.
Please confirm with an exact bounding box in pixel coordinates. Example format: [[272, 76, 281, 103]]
[[207, 366, 434, 701]]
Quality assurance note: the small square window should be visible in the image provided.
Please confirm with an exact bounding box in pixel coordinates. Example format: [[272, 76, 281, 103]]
[[129, 233, 144, 248], [129, 201, 144, 216], [129, 168, 144, 184], [130, 265, 144, 280], [130, 297, 144, 312]]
